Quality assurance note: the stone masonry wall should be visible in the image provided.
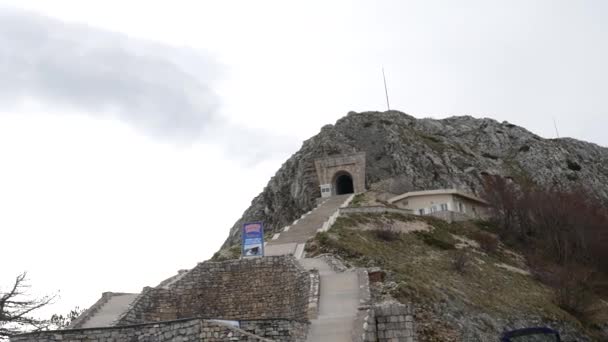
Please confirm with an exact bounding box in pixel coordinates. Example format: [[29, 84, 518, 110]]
[[117, 256, 312, 325], [240, 320, 309, 342], [356, 303, 416, 342], [14, 318, 253, 342], [11, 318, 308, 342], [12, 318, 306, 342], [362, 303, 416, 342]]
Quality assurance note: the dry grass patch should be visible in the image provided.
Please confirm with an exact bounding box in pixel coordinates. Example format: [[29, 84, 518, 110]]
[[309, 214, 580, 324]]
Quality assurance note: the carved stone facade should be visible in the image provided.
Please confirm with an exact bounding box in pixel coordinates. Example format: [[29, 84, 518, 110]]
[[314, 153, 366, 197]]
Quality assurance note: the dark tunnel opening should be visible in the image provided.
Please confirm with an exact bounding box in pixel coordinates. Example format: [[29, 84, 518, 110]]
[[335, 174, 354, 195]]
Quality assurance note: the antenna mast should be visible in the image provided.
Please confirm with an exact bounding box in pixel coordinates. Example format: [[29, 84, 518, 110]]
[[553, 118, 560, 138], [382, 66, 390, 111]]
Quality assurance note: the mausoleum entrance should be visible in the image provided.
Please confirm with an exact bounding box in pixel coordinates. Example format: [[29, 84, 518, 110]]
[[314, 153, 366, 198], [334, 172, 354, 195]]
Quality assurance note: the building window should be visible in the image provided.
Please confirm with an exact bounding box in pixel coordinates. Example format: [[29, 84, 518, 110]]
[[440, 203, 448, 211], [431, 206, 438, 213], [418, 209, 425, 215], [458, 202, 465, 213]]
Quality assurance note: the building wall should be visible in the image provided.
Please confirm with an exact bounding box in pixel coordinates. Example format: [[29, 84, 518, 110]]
[[393, 194, 455, 214], [393, 193, 489, 220], [314, 153, 366, 197], [116, 256, 312, 325], [453, 195, 490, 220]]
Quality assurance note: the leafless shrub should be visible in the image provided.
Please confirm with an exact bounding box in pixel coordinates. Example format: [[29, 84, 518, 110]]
[[482, 175, 608, 271], [373, 224, 400, 242], [452, 251, 471, 274], [472, 231, 499, 253], [482, 176, 608, 323], [550, 266, 595, 316], [0, 273, 55, 338]]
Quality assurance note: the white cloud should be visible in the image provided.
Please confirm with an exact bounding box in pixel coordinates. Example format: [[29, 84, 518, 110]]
[[0, 8, 220, 141]]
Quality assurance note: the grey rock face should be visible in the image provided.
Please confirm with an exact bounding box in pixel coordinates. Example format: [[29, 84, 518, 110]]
[[222, 110, 608, 248]]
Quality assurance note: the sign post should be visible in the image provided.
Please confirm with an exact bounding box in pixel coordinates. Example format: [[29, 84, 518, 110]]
[[241, 222, 265, 258]]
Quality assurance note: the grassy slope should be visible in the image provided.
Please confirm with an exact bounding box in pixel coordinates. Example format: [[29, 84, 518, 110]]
[[306, 212, 593, 340]]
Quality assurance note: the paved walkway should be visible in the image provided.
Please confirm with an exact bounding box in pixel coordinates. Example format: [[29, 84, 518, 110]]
[[299, 258, 360, 342], [265, 194, 351, 257], [79, 293, 139, 328], [264, 194, 360, 341]]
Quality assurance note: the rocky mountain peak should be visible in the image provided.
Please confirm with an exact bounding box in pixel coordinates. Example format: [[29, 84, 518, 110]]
[[221, 110, 608, 248]]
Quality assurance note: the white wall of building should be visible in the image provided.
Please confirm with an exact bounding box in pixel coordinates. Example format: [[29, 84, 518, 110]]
[[393, 193, 488, 219]]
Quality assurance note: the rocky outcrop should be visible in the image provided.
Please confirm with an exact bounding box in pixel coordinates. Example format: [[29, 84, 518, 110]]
[[222, 110, 608, 248]]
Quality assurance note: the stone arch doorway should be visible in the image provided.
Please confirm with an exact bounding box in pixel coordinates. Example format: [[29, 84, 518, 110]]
[[314, 153, 366, 198], [333, 172, 354, 195]]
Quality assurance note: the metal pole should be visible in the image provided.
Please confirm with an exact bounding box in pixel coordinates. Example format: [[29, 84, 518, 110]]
[[553, 118, 560, 138], [382, 66, 390, 111]]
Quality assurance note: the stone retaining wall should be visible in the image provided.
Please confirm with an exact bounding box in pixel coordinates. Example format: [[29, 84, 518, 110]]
[[425, 210, 470, 223], [339, 206, 414, 216], [12, 318, 308, 342], [13, 319, 240, 342], [306, 269, 320, 319], [240, 320, 308, 342], [352, 268, 372, 342], [356, 303, 416, 342], [117, 256, 312, 325]]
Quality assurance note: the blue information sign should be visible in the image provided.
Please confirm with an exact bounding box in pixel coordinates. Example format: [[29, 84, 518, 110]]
[[242, 222, 264, 258]]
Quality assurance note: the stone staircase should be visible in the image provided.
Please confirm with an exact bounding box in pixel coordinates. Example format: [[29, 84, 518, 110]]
[[77, 293, 139, 328], [265, 194, 352, 258], [264, 194, 360, 342]]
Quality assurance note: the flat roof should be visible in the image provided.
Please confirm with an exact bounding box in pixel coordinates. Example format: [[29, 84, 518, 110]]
[[388, 189, 489, 205]]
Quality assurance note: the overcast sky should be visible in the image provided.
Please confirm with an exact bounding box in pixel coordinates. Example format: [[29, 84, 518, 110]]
[[1, 0, 607, 318]]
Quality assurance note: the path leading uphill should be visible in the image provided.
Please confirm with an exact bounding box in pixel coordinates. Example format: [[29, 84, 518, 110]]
[[299, 258, 360, 342], [77, 293, 138, 328], [265, 194, 351, 257], [263, 194, 360, 342]]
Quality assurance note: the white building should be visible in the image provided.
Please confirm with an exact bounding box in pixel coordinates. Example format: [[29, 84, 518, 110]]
[[388, 189, 490, 221]]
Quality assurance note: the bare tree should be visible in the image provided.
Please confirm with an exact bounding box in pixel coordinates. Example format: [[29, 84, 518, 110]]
[[0, 273, 55, 339], [48, 307, 84, 330]]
